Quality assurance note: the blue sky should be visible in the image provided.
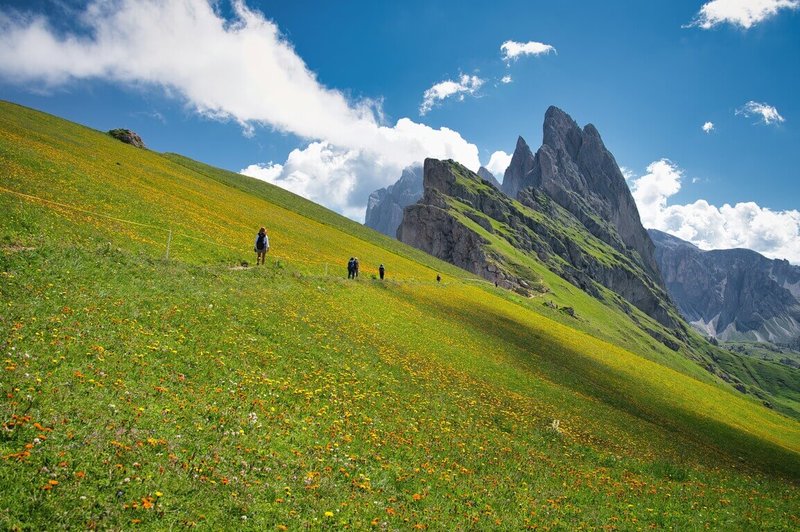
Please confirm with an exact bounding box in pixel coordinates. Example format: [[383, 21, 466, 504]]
[[0, 0, 798, 260]]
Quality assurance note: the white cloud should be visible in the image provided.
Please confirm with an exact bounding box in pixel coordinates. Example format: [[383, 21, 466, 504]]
[[419, 74, 484, 116], [631, 160, 684, 226], [242, 119, 484, 220], [0, 0, 481, 219], [485, 150, 512, 180], [630, 160, 800, 263], [688, 0, 799, 29], [736, 101, 786, 125], [243, 142, 368, 220], [240, 161, 283, 182], [702, 121, 715, 133], [500, 75, 513, 84], [500, 40, 556, 63], [619, 166, 636, 181]]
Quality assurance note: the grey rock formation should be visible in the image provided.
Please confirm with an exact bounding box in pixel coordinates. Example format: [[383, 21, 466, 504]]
[[398, 158, 682, 332], [520, 106, 661, 280], [108, 128, 145, 148], [500, 136, 535, 197], [650, 229, 800, 343], [394, 107, 681, 331], [364, 165, 423, 237], [397, 187, 491, 277], [477, 166, 501, 189]]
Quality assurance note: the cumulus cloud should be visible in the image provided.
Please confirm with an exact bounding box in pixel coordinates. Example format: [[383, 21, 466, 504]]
[[631, 160, 684, 225], [241, 119, 483, 220], [243, 142, 371, 220], [630, 160, 800, 263], [419, 74, 484, 116], [485, 150, 512, 180], [736, 101, 786, 125], [240, 161, 283, 182], [688, 0, 799, 29], [500, 75, 513, 84], [500, 40, 556, 63], [0, 0, 482, 219], [702, 121, 715, 133]]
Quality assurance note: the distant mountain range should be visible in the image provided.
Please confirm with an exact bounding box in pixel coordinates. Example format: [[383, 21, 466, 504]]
[[650, 229, 800, 344]]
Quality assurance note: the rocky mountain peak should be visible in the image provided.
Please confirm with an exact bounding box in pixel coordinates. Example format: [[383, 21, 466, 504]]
[[500, 136, 535, 197], [525, 108, 661, 279], [542, 105, 583, 159], [477, 166, 501, 189], [398, 157, 681, 331], [364, 164, 423, 238]]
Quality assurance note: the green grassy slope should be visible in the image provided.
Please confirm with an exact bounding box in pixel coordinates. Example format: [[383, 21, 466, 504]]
[[2, 101, 799, 529]]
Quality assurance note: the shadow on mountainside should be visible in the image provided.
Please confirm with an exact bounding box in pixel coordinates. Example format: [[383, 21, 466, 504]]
[[405, 286, 800, 480]]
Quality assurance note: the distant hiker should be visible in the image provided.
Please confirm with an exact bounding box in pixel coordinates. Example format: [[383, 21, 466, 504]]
[[347, 257, 355, 279], [254, 227, 269, 265], [436, 274, 441, 283], [379, 264, 385, 280], [353, 258, 360, 278]]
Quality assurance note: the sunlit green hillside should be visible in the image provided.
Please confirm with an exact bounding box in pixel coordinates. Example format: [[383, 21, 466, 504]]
[[2, 101, 799, 529]]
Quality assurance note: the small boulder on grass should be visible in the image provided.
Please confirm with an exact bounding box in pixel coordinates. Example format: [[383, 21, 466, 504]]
[[559, 306, 576, 318], [108, 128, 146, 148]]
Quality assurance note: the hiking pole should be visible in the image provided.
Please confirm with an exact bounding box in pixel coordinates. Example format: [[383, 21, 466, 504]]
[[165, 228, 172, 260]]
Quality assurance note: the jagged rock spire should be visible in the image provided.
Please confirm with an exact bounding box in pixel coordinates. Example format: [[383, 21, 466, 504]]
[[500, 136, 535, 197]]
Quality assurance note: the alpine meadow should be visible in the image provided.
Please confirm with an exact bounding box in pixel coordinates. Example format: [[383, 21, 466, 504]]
[[2, 100, 800, 530]]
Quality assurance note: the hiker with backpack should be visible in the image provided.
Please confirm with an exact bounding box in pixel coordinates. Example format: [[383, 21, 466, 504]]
[[347, 257, 355, 279], [353, 257, 360, 278], [254, 227, 269, 265]]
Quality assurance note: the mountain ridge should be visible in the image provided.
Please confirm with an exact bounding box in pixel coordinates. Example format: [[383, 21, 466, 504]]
[[395, 106, 677, 329], [510, 106, 661, 280], [650, 228, 800, 344]]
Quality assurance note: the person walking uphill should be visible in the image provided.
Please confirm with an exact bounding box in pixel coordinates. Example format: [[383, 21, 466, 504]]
[[254, 227, 270, 265], [347, 257, 355, 279], [353, 257, 360, 278], [379, 264, 385, 280]]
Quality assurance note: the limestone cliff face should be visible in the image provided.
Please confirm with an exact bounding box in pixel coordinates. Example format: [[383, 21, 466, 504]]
[[396, 187, 491, 276], [396, 159, 537, 294], [398, 158, 682, 332], [364, 165, 423, 237], [516, 106, 661, 280], [501, 136, 535, 197], [650, 229, 800, 343]]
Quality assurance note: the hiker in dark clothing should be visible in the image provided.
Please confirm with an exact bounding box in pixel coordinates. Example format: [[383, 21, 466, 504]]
[[379, 264, 385, 280], [353, 258, 360, 278], [254, 227, 269, 265], [347, 257, 355, 279], [436, 274, 441, 283]]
